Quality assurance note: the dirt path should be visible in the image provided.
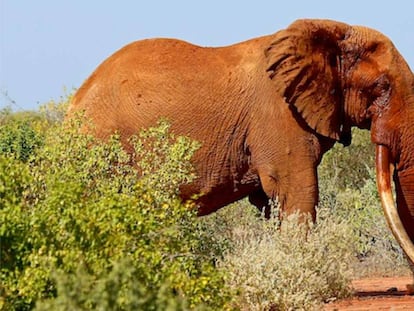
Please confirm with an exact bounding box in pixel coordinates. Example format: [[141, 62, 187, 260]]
[[325, 276, 414, 310]]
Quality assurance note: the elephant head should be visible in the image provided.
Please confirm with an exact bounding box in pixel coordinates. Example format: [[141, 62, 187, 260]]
[[266, 20, 414, 262]]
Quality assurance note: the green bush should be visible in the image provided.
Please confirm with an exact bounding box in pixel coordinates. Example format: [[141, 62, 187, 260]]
[[0, 116, 231, 310], [318, 128, 409, 276], [318, 128, 375, 191], [0, 98, 68, 163], [0, 119, 44, 162]]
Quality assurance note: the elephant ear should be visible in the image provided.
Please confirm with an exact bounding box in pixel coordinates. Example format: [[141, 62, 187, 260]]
[[266, 19, 351, 142]]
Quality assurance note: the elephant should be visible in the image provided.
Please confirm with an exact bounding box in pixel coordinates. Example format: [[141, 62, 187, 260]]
[[68, 19, 414, 264]]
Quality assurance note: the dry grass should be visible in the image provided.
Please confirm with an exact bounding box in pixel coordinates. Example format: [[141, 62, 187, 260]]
[[201, 202, 355, 310]]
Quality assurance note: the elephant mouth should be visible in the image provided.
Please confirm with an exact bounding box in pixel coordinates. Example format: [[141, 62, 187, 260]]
[[376, 145, 414, 263]]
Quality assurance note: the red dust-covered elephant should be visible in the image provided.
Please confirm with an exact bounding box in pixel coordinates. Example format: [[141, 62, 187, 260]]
[[68, 19, 414, 264]]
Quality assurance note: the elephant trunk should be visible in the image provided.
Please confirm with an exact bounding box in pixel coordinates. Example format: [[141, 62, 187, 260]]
[[376, 145, 414, 264]]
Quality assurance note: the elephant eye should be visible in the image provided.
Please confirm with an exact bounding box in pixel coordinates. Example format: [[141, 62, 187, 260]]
[[377, 77, 390, 91], [367, 75, 391, 108], [370, 75, 391, 98], [361, 74, 391, 110]]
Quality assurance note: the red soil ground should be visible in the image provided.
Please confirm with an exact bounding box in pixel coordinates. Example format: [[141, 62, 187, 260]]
[[325, 276, 414, 310]]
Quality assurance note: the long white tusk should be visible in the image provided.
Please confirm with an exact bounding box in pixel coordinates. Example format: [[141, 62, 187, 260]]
[[376, 145, 414, 264]]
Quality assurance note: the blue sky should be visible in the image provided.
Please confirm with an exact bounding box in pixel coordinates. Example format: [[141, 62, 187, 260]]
[[1, 1, 414, 110]]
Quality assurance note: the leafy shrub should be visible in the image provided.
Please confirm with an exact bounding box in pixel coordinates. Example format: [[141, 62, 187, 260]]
[[0, 97, 68, 163], [318, 128, 409, 276], [0, 116, 231, 310], [0, 107, 42, 127], [318, 128, 375, 191], [0, 119, 44, 162]]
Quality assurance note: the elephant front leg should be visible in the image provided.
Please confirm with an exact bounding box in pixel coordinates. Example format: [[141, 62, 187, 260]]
[[249, 188, 273, 218], [258, 166, 318, 222]]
